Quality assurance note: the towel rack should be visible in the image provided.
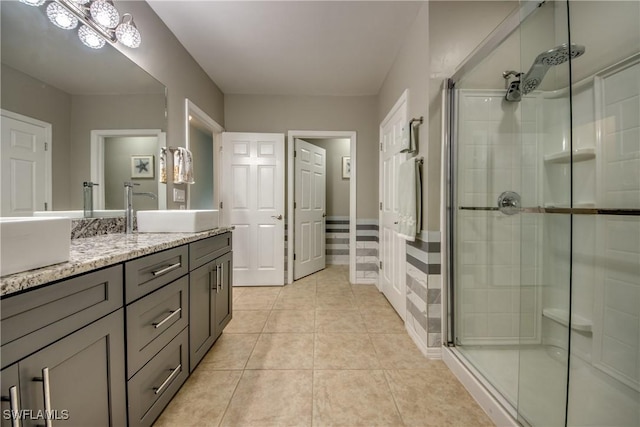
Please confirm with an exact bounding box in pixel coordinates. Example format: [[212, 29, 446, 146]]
[[410, 116, 424, 126], [414, 157, 424, 164]]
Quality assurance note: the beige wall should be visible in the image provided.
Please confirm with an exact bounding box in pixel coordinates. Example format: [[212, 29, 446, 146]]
[[377, 3, 431, 228], [304, 138, 351, 217], [1, 64, 72, 209], [224, 94, 378, 218]]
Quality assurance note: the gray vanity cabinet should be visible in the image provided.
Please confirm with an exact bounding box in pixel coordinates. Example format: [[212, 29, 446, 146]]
[[189, 233, 233, 372], [0, 365, 20, 427]]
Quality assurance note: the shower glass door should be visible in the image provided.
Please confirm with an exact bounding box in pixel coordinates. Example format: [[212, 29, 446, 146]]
[[451, 1, 572, 425]]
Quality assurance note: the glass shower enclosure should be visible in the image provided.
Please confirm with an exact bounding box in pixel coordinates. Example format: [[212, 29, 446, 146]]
[[444, 1, 639, 425]]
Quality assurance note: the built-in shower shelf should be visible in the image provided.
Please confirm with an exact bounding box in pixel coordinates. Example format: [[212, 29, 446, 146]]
[[544, 148, 596, 164], [543, 308, 593, 333]]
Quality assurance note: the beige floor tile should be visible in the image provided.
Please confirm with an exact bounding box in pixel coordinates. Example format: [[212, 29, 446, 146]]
[[370, 334, 431, 369], [200, 333, 259, 370], [313, 370, 403, 426], [221, 370, 313, 426], [361, 308, 406, 333], [351, 284, 381, 294], [384, 367, 494, 427], [224, 310, 270, 333], [314, 310, 366, 333], [280, 282, 317, 297], [153, 368, 241, 427], [314, 333, 380, 369], [234, 293, 279, 310], [246, 333, 314, 369], [264, 310, 315, 333], [316, 282, 352, 295], [316, 294, 357, 310], [274, 294, 317, 310], [354, 292, 394, 309]]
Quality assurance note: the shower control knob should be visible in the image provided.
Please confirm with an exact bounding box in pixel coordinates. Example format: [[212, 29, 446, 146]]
[[497, 191, 521, 215]]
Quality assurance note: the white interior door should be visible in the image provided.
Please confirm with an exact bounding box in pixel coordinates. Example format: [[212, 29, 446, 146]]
[[1, 112, 50, 216], [294, 138, 326, 279], [379, 95, 408, 320], [221, 132, 285, 286]]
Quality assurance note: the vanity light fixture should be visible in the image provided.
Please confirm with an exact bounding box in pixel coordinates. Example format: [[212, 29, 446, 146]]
[[21, 0, 141, 49]]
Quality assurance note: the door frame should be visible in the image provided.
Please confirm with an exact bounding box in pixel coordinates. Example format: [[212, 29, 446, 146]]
[[287, 131, 357, 285], [1, 109, 52, 211], [185, 99, 224, 210], [90, 129, 166, 210]]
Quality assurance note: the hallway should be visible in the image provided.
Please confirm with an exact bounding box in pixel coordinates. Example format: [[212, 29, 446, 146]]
[[154, 265, 491, 426]]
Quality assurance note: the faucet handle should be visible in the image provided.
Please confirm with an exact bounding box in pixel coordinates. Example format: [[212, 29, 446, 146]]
[[124, 181, 140, 187]]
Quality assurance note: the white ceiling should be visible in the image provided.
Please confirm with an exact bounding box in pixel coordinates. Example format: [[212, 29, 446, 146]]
[[147, 1, 423, 96]]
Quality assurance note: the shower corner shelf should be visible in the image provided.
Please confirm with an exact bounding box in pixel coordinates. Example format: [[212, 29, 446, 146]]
[[544, 147, 596, 164], [542, 308, 593, 333]]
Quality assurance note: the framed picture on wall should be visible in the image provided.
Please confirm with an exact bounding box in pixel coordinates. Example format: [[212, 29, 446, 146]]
[[342, 156, 351, 179], [131, 155, 154, 179]]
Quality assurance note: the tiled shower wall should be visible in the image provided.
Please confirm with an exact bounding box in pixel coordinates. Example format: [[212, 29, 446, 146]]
[[355, 219, 378, 283], [405, 231, 442, 350], [326, 216, 349, 265]]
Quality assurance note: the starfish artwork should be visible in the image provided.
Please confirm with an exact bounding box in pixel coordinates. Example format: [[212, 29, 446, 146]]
[[136, 159, 149, 173]]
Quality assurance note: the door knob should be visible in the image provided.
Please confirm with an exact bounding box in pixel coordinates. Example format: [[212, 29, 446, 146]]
[[322, 213, 327, 218], [271, 215, 283, 220]]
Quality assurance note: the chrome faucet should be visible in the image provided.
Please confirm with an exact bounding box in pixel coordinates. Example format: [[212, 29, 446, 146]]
[[83, 181, 99, 218], [124, 182, 157, 234]]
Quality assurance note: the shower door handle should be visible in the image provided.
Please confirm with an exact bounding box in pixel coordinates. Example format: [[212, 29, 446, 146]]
[[497, 191, 521, 215]]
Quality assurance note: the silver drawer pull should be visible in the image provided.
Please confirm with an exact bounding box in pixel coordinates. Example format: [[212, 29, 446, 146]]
[[1, 385, 22, 427], [220, 263, 224, 291], [34, 368, 53, 427], [216, 265, 221, 293], [151, 262, 181, 277], [152, 308, 182, 329], [153, 364, 181, 395]]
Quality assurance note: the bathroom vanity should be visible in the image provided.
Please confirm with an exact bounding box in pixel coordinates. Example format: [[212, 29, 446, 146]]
[[0, 229, 233, 427]]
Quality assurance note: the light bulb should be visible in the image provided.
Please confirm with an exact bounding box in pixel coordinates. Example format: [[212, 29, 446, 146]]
[[115, 14, 141, 48], [78, 25, 105, 49], [46, 3, 78, 30], [19, 0, 46, 6], [90, 0, 119, 29]]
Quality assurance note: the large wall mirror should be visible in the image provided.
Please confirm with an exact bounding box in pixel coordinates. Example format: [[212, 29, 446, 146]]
[[0, 1, 167, 217]]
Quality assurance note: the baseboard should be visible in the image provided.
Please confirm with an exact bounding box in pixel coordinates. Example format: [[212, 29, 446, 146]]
[[442, 348, 518, 427], [353, 278, 377, 285]]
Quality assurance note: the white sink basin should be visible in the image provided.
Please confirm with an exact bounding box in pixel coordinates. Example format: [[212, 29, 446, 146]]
[[33, 210, 125, 218], [0, 217, 71, 276], [137, 210, 219, 233]]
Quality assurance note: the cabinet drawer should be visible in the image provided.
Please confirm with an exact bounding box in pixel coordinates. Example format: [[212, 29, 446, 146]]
[[189, 233, 231, 271], [1, 265, 123, 368], [126, 276, 189, 379], [127, 327, 188, 427], [125, 246, 188, 303]]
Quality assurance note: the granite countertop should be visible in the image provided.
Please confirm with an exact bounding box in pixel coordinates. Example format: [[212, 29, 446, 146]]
[[0, 227, 233, 297]]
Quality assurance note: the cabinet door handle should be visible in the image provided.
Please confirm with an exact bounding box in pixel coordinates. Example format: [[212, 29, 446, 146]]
[[1, 385, 22, 427], [153, 364, 181, 395], [151, 262, 181, 276], [34, 368, 52, 427], [216, 265, 221, 293], [152, 308, 182, 329], [220, 263, 224, 291]]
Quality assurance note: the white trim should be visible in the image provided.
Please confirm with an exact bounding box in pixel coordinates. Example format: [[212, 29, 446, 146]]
[[442, 348, 519, 427], [405, 323, 442, 360], [90, 129, 166, 210], [1, 109, 53, 211], [185, 99, 225, 210], [287, 130, 357, 285]]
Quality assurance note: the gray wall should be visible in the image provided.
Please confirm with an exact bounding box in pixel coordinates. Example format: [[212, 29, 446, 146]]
[[112, 1, 225, 208], [69, 93, 166, 208], [104, 136, 158, 210], [1, 64, 72, 209], [304, 138, 350, 217], [189, 125, 214, 209], [224, 94, 378, 219], [377, 3, 431, 229]]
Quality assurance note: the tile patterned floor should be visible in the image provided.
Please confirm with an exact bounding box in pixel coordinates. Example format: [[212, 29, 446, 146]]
[[154, 265, 493, 427]]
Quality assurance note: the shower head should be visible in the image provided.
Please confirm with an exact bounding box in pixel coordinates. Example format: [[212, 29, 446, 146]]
[[520, 43, 586, 95]]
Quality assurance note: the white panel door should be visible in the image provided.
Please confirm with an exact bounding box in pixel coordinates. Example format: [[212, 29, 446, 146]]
[[1, 113, 49, 216], [222, 132, 285, 286], [379, 97, 407, 320], [294, 139, 326, 279]]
